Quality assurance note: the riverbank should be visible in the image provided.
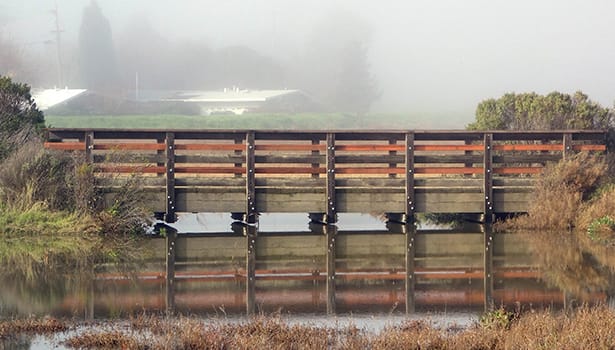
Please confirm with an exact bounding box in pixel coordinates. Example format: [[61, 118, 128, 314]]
[[3, 305, 615, 349]]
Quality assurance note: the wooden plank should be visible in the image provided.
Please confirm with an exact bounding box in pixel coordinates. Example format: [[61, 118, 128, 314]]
[[94, 143, 166, 151], [414, 144, 484, 151], [573, 144, 606, 151], [492, 144, 563, 151], [95, 165, 166, 174], [335, 144, 405, 152], [44, 142, 85, 150], [493, 167, 542, 175], [165, 132, 176, 223], [175, 144, 245, 151], [255, 144, 326, 151]]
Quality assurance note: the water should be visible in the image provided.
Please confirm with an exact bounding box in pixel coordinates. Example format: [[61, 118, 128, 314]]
[[1, 213, 608, 348]]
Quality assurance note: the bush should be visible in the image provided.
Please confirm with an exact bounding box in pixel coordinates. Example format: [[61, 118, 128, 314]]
[[0, 76, 44, 161]]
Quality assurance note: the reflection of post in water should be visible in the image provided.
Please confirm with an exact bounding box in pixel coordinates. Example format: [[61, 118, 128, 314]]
[[165, 227, 177, 315], [405, 223, 416, 314], [483, 223, 494, 311], [246, 225, 257, 316], [325, 224, 337, 315]]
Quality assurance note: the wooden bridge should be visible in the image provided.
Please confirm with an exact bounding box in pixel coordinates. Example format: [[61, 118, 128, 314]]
[[44, 128, 608, 315], [45, 129, 607, 225]]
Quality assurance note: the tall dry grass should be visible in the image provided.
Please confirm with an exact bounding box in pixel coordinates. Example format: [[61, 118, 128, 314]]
[[54, 306, 615, 349], [0, 141, 153, 280], [500, 152, 615, 300]]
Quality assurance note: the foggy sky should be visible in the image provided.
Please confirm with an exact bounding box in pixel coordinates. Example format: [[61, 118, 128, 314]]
[[2, 0, 615, 116]]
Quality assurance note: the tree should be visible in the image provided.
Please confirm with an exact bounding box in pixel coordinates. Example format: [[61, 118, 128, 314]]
[[335, 41, 379, 115], [468, 91, 613, 130], [0, 76, 44, 160], [295, 11, 379, 113], [78, 0, 118, 91]]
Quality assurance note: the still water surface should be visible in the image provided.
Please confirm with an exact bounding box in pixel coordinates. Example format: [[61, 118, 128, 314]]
[[1, 213, 610, 348]]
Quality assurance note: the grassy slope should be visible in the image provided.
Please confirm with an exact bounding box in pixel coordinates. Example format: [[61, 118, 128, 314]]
[[45, 112, 471, 130]]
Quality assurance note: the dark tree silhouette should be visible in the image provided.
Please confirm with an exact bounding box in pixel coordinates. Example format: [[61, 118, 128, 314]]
[[335, 41, 379, 115], [78, 0, 118, 91]]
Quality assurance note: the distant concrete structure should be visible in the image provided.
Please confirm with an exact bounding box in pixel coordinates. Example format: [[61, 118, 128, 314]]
[[33, 88, 319, 115]]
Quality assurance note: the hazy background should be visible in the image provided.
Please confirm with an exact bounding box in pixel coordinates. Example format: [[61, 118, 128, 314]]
[[2, 0, 615, 119]]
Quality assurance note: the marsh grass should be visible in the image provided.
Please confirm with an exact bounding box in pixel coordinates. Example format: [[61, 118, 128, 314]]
[[0, 317, 69, 339], [0, 141, 153, 282], [51, 306, 615, 349], [498, 153, 615, 299]]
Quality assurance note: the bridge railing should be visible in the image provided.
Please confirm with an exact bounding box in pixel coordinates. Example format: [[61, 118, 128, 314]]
[[44, 129, 607, 222]]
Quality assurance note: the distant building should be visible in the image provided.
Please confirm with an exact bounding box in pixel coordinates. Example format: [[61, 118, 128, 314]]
[[32, 88, 319, 115], [31, 88, 87, 111]]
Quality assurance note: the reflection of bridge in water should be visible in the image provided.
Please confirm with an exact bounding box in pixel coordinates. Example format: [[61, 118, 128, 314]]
[[44, 129, 608, 315], [75, 228, 603, 317]]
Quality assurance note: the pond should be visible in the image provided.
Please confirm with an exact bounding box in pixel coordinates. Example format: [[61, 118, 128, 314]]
[[1, 213, 610, 348]]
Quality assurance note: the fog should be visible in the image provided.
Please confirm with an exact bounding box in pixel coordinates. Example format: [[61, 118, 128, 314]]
[[2, 0, 615, 118]]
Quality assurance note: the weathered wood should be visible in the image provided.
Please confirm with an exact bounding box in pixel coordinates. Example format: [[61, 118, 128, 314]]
[[484, 134, 493, 223], [84, 131, 93, 163], [46, 128, 608, 217], [246, 132, 257, 224], [165, 132, 176, 223], [405, 132, 415, 224], [326, 133, 336, 224]]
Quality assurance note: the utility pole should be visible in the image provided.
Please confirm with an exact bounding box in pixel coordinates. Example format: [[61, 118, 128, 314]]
[[50, 1, 64, 88]]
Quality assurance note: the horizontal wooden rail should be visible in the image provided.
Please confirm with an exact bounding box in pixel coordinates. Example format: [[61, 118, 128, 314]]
[[44, 128, 608, 217]]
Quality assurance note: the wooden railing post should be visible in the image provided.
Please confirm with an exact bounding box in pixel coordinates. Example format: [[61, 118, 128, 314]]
[[563, 133, 572, 160], [246, 131, 257, 225], [165, 132, 176, 223], [84, 131, 93, 163], [164, 132, 176, 315], [326, 133, 337, 224], [405, 132, 415, 225], [483, 133, 493, 224]]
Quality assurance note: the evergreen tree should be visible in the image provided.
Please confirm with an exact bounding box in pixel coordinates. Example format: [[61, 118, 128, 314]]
[[78, 0, 118, 91]]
